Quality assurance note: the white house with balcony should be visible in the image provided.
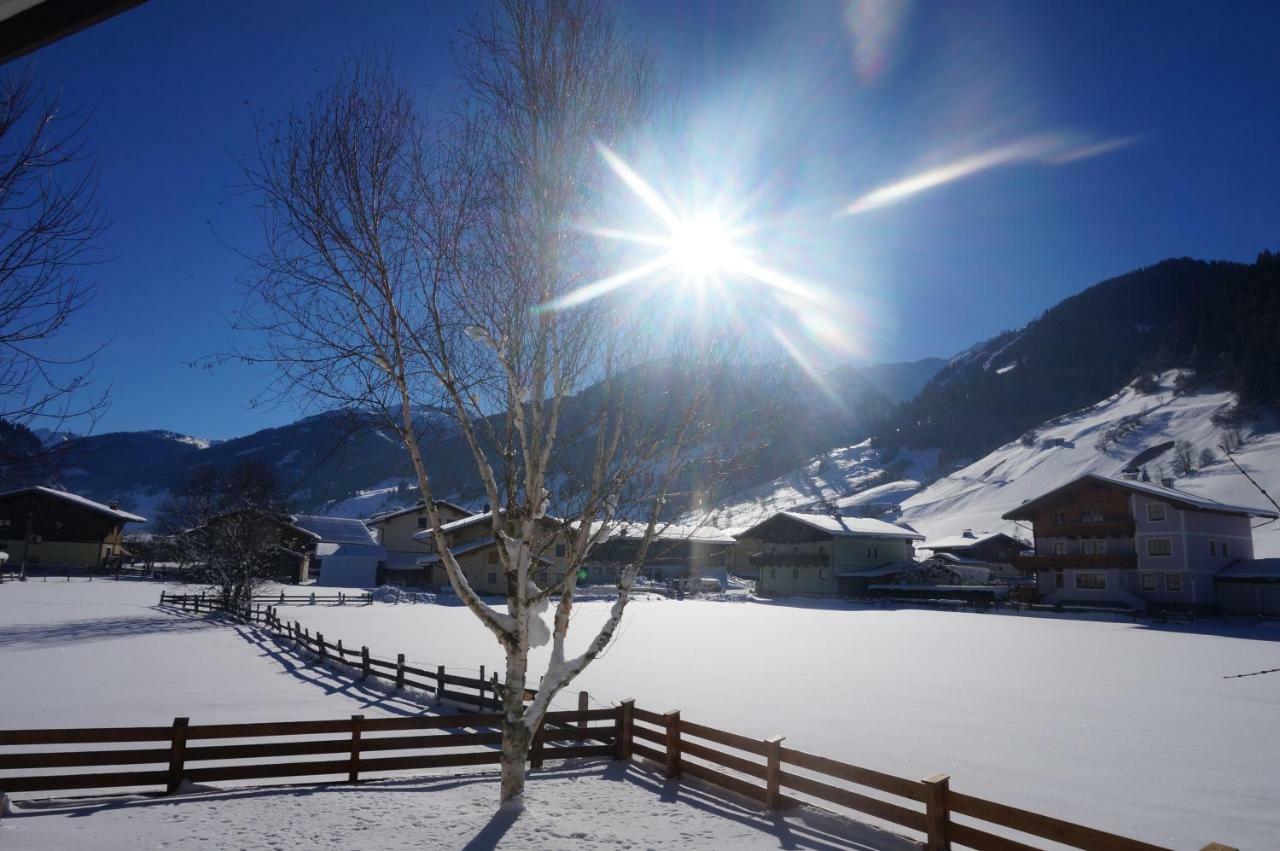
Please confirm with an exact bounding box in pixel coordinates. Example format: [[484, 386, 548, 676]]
[[1002, 473, 1277, 610]]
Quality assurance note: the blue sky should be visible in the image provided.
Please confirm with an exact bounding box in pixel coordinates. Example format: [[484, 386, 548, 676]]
[[26, 0, 1280, 439]]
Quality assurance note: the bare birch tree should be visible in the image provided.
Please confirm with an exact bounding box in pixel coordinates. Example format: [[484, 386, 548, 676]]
[[0, 66, 108, 481], [242, 1, 751, 807]]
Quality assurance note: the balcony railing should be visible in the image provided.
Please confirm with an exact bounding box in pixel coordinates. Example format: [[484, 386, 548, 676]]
[[749, 552, 829, 567], [1037, 521, 1135, 538], [1012, 553, 1138, 570]]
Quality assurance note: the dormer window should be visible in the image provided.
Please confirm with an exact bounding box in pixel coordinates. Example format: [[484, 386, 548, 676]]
[[1147, 503, 1167, 522]]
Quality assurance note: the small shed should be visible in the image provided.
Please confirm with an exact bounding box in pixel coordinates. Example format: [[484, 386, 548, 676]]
[[295, 515, 385, 588], [1215, 559, 1280, 617]]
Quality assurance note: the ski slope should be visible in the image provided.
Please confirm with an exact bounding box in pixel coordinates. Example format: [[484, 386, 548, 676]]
[[900, 374, 1280, 554]]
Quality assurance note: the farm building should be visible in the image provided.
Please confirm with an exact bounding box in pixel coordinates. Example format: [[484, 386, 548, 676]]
[[412, 510, 570, 594], [365, 500, 473, 581], [584, 523, 735, 584], [737, 511, 925, 597], [297, 515, 386, 587], [0, 486, 145, 571]]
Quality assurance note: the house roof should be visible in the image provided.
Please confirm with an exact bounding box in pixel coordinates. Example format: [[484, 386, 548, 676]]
[[410, 509, 564, 543], [290, 514, 378, 546], [740, 511, 925, 542], [1215, 558, 1280, 581], [416, 536, 551, 566], [365, 499, 472, 525], [0, 485, 146, 523], [1001, 473, 1279, 521], [924, 531, 1022, 551], [600, 521, 736, 546]]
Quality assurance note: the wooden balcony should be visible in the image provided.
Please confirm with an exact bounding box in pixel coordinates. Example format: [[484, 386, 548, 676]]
[[1012, 553, 1138, 570], [749, 552, 829, 567], [1037, 521, 1135, 538]]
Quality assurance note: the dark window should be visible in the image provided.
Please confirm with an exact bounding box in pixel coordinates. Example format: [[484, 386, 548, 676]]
[[487, 571, 498, 585], [1222, 542, 1230, 559], [1140, 573, 1156, 591], [1147, 539, 1172, 557], [555, 544, 566, 557], [1053, 541, 1067, 555], [1209, 540, 1217, 557], [487, 550, 498, 564], [1147, 503, 1166, 522], [1051, 511, 1065, 525], [1054, 570, 1063, 588], [417, 517, 428, 530], [1165, 573, 1183, 592], [791, 568, 799, 579], [1075, 572, 1106, 590]]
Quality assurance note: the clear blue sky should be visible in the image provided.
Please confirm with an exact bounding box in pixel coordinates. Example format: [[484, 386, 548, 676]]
[[26, 0, 1280, 439]]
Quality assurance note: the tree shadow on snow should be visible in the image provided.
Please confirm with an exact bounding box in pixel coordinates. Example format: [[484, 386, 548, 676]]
[[0, 613, 220, 648]]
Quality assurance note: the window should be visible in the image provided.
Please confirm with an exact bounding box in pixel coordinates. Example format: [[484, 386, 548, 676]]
[[555, 544, 566, 557], [1147, 538, 1172, 557], [1146, 503, 1166, 522], [0, 518, 9, 527], [417, 517, 428, 529], [1140, 573, 1157, 591], [1080, 510, 1104, 523], [1053, 541, 1067, 555], [1054, 570, 1064, 588], [1075, 573, 1106, 590], [1051, 511, 1065, 525], [1081, 539, 1108, 555], [1209, 540, 1218, 557], [487, 550, 499, 564], [1165, 573, 1183, 592], [865, 546, 879, 559], [1222, 541, 1230, 559], [486, 571, 498, 585], [792, 568, 799, 580]]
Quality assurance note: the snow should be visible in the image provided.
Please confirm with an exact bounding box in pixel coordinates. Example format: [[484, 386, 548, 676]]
[[900, 374, 1280, 556], [0, 760, 917, 850], [272, 595, 1280, 849], [0, 581, 423, 727], [740, 512, 924, 540], [705, 442, 939, 529]]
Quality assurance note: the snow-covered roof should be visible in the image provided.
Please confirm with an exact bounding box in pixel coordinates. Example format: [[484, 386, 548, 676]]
[[603, 521, 736, 545], [365, 499, 472, 525], [0, 485, 146, 523], [1215, 558, 1280, 581], [411, 509, 565, 543], [417, 536, 551, 566], [924, 531, 1020, 551], [742, 512, 924, 542], [928, 552, 992, 566], [1002, 473, 1279, 520], [290, 515, 378, 546]]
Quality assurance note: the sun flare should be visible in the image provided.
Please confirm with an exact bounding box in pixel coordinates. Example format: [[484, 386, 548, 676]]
[[667, 213, 746, 287]]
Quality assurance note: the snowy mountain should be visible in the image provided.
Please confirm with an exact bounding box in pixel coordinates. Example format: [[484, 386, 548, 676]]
[[898, 372, 1280, 556]]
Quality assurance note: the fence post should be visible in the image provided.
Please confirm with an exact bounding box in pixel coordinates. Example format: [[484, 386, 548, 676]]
[[337, 638, 343, 659], [317, 632, 326, 661], [663, 710, 681, 779], [160, 590, 166, 605], [166, 717, 190, 794], [615, 699, 634, 760], [578, 691, 589, 733], [436, 665, 446, 702], [361, 646, 371, 680], [765, 735, 785, 809], [923, 773, 951, 851], [310, 591, 316, 604], [478, 664, 486, 708], [279, 590, 285, 604], [349, 714, 364, 784], [395, 653, 406, 691]]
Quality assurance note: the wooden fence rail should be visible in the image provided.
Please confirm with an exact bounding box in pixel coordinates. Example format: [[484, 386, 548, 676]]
[[0, 707, 617, 796], [143, 591, 1238, 851]]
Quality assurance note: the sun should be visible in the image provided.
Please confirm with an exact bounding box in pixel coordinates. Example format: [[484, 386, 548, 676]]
[[667, 213, 746, 287]]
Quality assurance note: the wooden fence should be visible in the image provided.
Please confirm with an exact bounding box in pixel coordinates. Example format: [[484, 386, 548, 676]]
[[105, 589, 1241, 850], [0, 708, 617, 796]]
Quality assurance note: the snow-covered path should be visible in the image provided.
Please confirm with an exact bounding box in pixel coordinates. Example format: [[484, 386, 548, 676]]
[[1, 761, 917, 851]]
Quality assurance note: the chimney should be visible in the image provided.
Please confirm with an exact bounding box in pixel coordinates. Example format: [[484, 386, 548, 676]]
[[108, 499, 120, 510], [962, 529, 976, 539], [1161, 477, 1175, 489]]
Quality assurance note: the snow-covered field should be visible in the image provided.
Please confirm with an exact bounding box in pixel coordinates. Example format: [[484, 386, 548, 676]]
[[274, 594, 1280, 850], [901, 377, 1280, 555], [0, 581, 916, 850]]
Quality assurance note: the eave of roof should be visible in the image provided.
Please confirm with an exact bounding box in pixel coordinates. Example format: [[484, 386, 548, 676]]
[[1001, 473, 1279, 521], [0, 485, 146, 523]]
